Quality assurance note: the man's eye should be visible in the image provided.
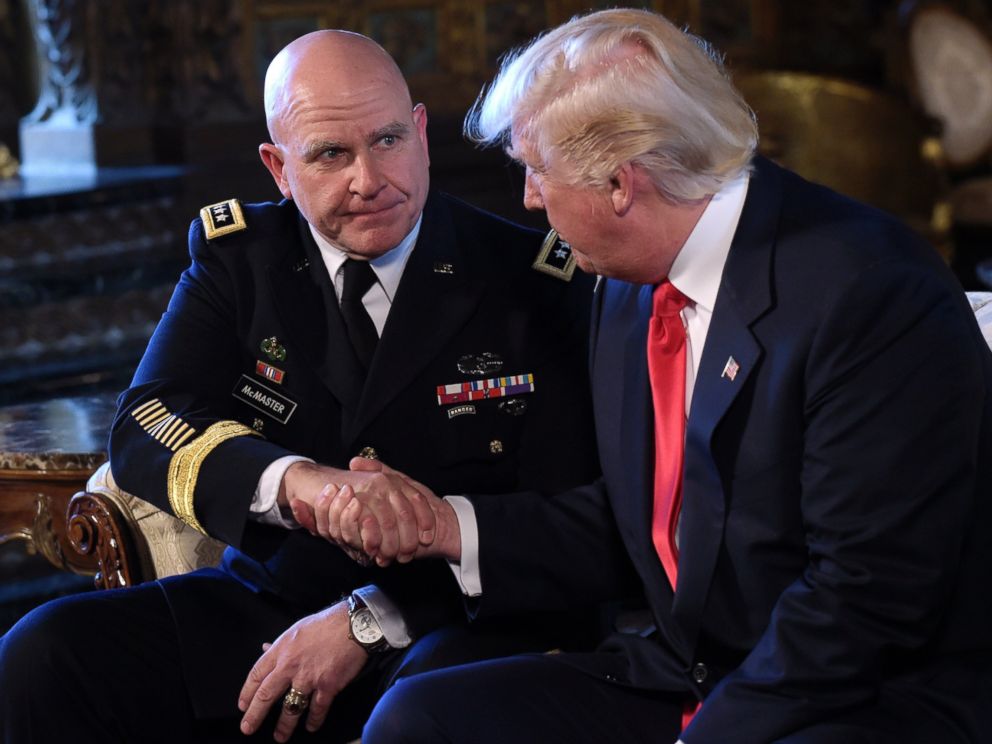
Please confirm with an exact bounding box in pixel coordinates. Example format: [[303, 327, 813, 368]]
[[379, 135, 398, 147], [320, 148, 342, 160]]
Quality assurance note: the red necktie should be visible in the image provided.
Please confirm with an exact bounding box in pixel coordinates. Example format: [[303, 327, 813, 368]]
[[647, 280, 689, 589]]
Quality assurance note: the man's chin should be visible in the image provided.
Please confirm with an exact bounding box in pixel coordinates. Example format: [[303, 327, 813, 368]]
[[336, 229, 406, 260], [572, 252, 596, 275]]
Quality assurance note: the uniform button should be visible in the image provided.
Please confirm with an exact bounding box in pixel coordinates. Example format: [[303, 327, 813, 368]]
[[358, 446, 379, 460], [489, 439, 504, 455], [691, 663, 708, 684]]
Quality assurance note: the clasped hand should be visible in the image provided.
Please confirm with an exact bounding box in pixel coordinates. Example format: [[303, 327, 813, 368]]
[[283, 458, 460, 566]]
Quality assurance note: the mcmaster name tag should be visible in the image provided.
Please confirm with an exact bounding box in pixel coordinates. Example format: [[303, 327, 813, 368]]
[[232, 375, 297, 424]]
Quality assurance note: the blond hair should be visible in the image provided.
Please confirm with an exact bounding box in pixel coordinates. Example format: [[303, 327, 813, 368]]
[[464, 8, 757, 202]]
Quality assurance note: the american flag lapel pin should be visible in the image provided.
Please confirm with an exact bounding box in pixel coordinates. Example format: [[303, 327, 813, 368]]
[[721, 356, 740, 381]]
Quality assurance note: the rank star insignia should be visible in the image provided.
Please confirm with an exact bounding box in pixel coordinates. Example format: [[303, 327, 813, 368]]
[[200, 198, 247, 240], [532, 228, 576, 281], [721, 356, 740, 381]]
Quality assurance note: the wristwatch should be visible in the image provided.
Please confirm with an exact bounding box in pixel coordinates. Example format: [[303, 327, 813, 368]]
[[346, 594, 390, 653]]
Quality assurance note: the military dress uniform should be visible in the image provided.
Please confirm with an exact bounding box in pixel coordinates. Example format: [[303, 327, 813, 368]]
[[0, 192, 602, 743]]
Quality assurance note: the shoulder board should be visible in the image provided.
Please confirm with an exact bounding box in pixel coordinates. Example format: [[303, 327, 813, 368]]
[[532, 228, 576, 282], [200, 198, 247, 240]]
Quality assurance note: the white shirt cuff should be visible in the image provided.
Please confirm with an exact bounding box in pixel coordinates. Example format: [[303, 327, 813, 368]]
[[353, 585, 411, 649], [444, 495, 481, 597], [249, 455, 313, 528]]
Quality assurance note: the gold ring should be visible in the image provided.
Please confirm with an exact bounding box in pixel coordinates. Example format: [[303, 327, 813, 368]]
[[283, 687, 310, 716]]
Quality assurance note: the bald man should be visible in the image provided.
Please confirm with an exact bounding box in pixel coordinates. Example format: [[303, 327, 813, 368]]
[[0, 31, 602, 743]]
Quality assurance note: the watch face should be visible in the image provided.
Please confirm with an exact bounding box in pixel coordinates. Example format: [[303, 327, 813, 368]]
[[351, 607, 383, 645], [909, 7, 992, 166]]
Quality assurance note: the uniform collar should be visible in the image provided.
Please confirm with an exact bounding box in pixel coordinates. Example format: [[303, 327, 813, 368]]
[[308, 215, 423, 301]]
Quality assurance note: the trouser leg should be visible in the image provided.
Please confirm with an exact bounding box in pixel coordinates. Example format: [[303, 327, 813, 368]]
[[363, 653, 683, 744], [0, 582, 195, 744]]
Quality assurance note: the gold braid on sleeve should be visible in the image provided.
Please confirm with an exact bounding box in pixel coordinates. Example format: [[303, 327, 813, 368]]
[[167, 421, 259, 534]]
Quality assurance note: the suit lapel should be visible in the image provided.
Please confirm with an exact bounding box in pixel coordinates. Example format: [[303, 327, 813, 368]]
[[268, 214, 364, 414], [346, 195, 486, 440], [618, 284, 659, 562], [673, 157, 781, 641]]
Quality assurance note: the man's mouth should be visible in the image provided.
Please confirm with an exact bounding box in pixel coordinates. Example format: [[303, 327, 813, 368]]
[[347, 201, 402, 217]]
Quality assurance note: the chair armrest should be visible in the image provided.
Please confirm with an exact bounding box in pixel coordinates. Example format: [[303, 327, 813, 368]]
[[66, 462, 226, 590]]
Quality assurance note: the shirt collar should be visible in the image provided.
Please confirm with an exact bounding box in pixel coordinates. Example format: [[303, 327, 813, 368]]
[[308, 215, 423, 302], [667, 172, 749, 312]]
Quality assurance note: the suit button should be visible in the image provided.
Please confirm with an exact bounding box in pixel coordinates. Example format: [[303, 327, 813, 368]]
[[358, 446, 379, 460], [692, 663, 708, 684], [489, 439, 504, 455]]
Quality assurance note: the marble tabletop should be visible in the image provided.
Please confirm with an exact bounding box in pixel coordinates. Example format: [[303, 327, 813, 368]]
[[0, 393, 118, 472]]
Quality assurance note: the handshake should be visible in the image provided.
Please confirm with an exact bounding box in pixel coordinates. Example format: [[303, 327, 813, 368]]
[[278, 458, 461, 566]]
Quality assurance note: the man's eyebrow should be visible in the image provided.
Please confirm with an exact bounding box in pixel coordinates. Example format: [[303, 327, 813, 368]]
[[368, 121, 410, 142], [301, 139, 343, 161]]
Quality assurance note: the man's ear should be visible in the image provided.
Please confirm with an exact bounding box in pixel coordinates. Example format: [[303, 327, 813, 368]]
[[609, 162, 635, 216], [412, 103, 430, 167], [259, 143, 293, 200]]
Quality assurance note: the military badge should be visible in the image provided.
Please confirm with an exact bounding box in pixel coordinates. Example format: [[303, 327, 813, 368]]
[[457, 352, 503, 376], [498, 398, 528, 416], [260, 336, 287, 362], [532, 228, 576, 281], [436, 373, 534, 406], [200, 198, 247, 240], [255, 360, 285, 384]]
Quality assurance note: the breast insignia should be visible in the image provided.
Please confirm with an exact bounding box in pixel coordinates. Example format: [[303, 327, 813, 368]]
[[532, 228, 576, 281], [200, 198, 247, 240]]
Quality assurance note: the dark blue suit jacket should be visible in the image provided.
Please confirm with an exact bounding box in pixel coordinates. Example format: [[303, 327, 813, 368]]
[[471, 157, 992, 742]]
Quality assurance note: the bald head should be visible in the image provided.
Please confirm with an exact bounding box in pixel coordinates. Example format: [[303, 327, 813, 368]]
[[257, 28, 430, 259], [263, 30, 411, 143]]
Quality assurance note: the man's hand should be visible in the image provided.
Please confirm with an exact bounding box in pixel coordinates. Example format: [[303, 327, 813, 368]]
[[295, 458, 462, 567], [280, 461, 436, 562], [238, 602, 365, 742]]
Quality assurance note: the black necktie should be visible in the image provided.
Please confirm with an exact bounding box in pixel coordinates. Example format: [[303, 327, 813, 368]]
[[340, 258, 379, 371]]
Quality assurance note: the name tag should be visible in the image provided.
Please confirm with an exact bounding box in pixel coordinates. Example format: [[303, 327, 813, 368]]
[[232, 375, 297, 424]]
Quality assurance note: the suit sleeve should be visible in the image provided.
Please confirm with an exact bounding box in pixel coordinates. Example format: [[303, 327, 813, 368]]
[[684, 260, 987, 742], [108, 219, 295, 548], [466, 478, 638, 618]]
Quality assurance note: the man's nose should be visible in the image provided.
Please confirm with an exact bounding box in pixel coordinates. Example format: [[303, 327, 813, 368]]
[[522, 173, 544, 211], [350, 153, 386, 198]]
